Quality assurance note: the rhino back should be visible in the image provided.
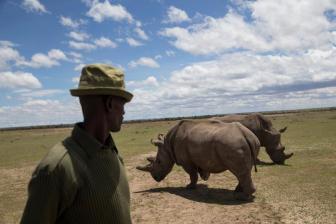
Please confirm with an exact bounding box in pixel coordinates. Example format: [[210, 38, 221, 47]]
[[216, 114, 262, 141]]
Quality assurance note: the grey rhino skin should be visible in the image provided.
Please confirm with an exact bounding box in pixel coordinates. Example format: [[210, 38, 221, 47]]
[[137, 119, 260, 200], [212, 113, 293, 164]]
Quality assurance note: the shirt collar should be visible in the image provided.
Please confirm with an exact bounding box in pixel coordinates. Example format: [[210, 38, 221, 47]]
[[71, 123, 117, 158]]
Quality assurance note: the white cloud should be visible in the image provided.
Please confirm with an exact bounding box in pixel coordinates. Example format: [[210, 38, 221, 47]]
[[69, 41, 96, 51], [19, 49, 68, 68], [125, 48, 336, 119], [24, 99, 53, 106], [160, 0, 336, 55], [134, 27, 149, 40], [48, 49, 67, 60], [0, 98, 82, 128], [87, 1, 134, 23], [69, 37, 117, 50], [155, 55, 162, 59], [68, 52, 83, 63], [248, 0, 336, 51], [165, 6, 191, 23], [74, 63, 85, 71], [0, 44, 24, 70], [30, 54, 58, 67], [94, 37, 117, 48], [135, 20, 142, 27], [129, 57, 160, 68], [160, 13, 269, 55], [68, 31, 90, 41], [72, 77, 80, 84], [69, 52, 82, 59], [166, 50, 175, 57], [18, 89, 65, 98], [127, 76, 159, 88], [82, 0, 95, 7], [126, 38, 143, 47], [0, 71, 42, 89], [0, 40, 15, 47], [22, 0, 48, 13], [60, 16, 84, 29]]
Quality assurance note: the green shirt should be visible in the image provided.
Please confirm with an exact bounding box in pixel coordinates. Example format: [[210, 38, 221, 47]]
[[21, 123, 132, 224]]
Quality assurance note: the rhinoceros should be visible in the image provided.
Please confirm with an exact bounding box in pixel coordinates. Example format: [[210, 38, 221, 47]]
[[137, 119, 260, 200], [212, 113, 293, 164]]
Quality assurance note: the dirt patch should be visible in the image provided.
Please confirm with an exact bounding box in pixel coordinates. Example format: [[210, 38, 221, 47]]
[[0, 165, 35, 224], [1, 152, 334, 224], [127, 152, 336, 224], [127, 152, 284, 224]]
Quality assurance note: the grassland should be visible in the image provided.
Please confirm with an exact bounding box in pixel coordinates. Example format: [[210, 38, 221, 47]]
[[0, 109, 335, 223]]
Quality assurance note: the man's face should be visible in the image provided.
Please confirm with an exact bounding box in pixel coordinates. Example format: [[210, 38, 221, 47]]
[[108, 96, 126, 132]]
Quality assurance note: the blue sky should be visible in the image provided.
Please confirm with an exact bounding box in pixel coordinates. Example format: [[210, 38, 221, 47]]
[[0, 0, 336, 128]]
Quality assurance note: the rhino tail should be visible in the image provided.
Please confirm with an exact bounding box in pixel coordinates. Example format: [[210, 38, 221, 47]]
[[251, 135, 260, 173], [249, 141, 258, 173], [239, 124, 260, 173]]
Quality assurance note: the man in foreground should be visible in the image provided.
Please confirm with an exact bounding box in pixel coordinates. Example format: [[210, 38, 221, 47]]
[[21, 64, 133, 224]]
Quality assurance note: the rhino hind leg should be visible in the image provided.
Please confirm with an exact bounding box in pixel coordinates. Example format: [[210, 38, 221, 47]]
[[233, 173, 256, 201], [234, 184, 242, 192], [198, 168, 210, 181]]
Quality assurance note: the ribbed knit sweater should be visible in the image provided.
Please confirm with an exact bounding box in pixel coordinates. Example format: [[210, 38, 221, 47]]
[[21, 123, 132, 224]]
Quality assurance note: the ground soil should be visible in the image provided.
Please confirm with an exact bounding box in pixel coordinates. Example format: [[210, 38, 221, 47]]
[[128, 152, 284, 224], [1, 151, 333, 224]]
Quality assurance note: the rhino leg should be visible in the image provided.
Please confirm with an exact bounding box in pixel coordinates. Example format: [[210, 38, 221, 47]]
[[198, 168, 210, 181], [233, 173, 255, 201], [234, 184, 242, 192], [183, 165, 198, 189]]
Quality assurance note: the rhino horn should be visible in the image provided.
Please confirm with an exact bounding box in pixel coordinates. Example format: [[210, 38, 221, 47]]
[[146, 156, 156, 163], [279, 126, 287, 133], [136, 163, 153, 172]]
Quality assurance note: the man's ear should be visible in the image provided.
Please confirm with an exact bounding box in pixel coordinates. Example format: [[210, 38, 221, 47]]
[[104, 96, 113, 112]]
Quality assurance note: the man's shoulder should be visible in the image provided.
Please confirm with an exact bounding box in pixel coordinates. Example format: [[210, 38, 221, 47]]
[[34, 137, 73, 175]]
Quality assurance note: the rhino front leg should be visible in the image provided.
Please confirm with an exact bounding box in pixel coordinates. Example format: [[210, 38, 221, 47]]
[[182, 165, 198, 189]]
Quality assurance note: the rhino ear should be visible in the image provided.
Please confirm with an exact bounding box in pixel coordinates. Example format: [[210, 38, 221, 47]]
[[285, 152, 294, 160], [158, 133, 165, 141], [151, 139, 164, 146], [279, 126, 287, 133], [258, 114, 273, 131]]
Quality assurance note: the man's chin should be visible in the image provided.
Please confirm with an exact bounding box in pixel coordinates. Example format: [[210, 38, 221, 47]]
[[111, 126, 121, 132]]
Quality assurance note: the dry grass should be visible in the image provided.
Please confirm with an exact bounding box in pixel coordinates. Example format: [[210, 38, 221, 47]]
[[0, 110, 335, 223]]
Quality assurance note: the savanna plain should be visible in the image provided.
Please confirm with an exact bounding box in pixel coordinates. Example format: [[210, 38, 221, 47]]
[[0, 110, 335, 224]]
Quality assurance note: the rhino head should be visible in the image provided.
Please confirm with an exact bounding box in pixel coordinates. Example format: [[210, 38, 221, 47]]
[[261, 126, 293, 164], [136, 134, 174, 182]]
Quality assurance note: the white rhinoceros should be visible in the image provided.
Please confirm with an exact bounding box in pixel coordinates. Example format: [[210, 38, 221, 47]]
[[137, 119, 260, 200], [212, 113, 293, 164]]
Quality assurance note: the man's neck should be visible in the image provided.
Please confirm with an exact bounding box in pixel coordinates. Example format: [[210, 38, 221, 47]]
[[82, 120, 110, 145]]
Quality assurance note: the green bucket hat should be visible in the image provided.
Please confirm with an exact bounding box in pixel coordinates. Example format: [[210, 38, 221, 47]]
[[70, 64, 133, 102]]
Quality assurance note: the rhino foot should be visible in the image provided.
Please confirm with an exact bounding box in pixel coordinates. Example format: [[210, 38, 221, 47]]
[[186, 183, 197, 189], [234, 184, 254, 201], [233, 191, 254, 201]]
